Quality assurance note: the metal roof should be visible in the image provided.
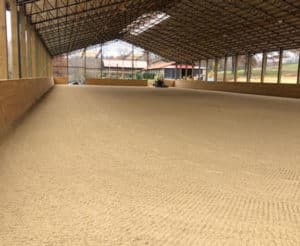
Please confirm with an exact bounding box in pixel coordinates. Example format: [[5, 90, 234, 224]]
[[17, 0, 300, 62]]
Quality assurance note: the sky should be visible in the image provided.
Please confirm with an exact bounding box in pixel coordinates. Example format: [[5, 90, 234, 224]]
[[6, 11, 11, 42]]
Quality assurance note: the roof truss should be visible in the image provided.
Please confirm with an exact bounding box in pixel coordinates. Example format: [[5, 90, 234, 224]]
[[17, 0, 300, 62]]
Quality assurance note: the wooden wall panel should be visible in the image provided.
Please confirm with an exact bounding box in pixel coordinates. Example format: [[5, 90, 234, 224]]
[[0, 78, 54, 136], [164, 80, 175, 87], [86, 78, 148, 87], [175, 80, 300, 98], [54, 77, 68, 84]]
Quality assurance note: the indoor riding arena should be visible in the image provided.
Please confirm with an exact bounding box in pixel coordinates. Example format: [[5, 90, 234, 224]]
[[0, 1, 300, 245]]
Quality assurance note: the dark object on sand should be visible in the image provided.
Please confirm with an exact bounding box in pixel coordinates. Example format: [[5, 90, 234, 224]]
[[153, 79, 168, 88], [69, 80, 83, 85]]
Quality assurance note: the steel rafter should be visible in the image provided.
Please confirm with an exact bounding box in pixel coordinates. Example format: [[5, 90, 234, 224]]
[[16, 0, 300, 61]]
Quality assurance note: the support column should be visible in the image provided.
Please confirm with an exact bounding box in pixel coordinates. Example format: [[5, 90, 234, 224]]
[[43, 45, 47, 77], [39, 41, 43, 77], [198, 59, 201, 80], [30, 30, 36, 77], [84, 48, 86, 82], [205, 59, 208, 82], [185, 63, 188, 80], [26, 24, 32, 78], [214, 58, 218, 82], [48, 53, 52, 77], [0, 0, 8, 79], [42, 48, 46, 76], [100, 44, 103, 79], [39, 42, 42, 77], [261, 51, 267, 83], [146, 50, 149, 70], [234, 55, 238, 82], [180, 65, 182, 79], [39, 42, 43, 77], [131, 44, 134, 79], [67, 53, 69, 80], [192, 62, 194, 80], [223, 55, 228, 82], [277, 48, 283, 84], [19, 6, 27, 78], [297, 54, 300, 85], [10, 0, 19, 79], [246, 52, 252, 83], [43, 47, 48, 77], [45, 51, 48, 76], [36, 34, 40, 77]]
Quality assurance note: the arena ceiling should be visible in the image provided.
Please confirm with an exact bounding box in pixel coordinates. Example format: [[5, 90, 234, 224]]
[[17, 0, 300, 62]]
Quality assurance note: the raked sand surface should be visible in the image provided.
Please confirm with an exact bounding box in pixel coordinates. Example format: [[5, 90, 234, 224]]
[[0, 85, 300, 245]]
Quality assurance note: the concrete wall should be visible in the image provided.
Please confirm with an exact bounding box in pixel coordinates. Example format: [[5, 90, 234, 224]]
[[0, 78, 54, 136], [86, 78, 148, 87], [175, 80, 300, 98]]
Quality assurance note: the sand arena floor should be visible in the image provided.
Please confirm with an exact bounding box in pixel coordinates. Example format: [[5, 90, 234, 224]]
[[0, 85, 300, 245]]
